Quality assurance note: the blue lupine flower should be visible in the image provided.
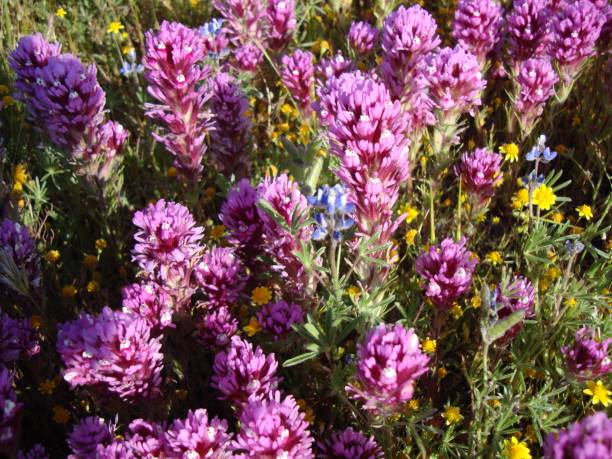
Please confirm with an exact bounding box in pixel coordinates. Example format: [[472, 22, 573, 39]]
[[521, 171, 545, 187], [526, 134, 557, 163], [565, 240, 585, 254], [120, 49, 144, 77], [198, 18, 224, 39], [308, 184, 356, 241]]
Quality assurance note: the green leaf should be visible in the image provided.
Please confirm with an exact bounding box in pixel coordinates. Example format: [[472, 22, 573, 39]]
[[283, 351, 320, 367], [485, 311, 525, 344]]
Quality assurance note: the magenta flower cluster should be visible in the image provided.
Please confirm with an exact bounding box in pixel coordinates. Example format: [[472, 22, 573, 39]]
[[544, 412, 612, 459], [454, 148, 503, 202], [0, 367, 22, 451], [505, 0, 551, 66], [121, 281, 175, 333], [196, 305, 239, 349], [452, 0, 502, 65], [281, 50, 314, 114], [57, 307, 164, 401], [348, 21, 379, 55], [194, 247, 246, 310], [0, 313, 39, 365], [494, 276, 536, 345], [67, 416, 113, 459], [144, 21, 212, 180], [318, 427, 383, 459], [163, 409, 232, 457], [515, 58, 558, 134], [562, 327, 612, 380], [416, 237, 478, 309], [267, 0, 297, 50], [257, 300, 304, 340], [347, 323, 429, 415], [209, 71, 252, 178], [315, 51, 354, 84], [0, 219, 41, 295]]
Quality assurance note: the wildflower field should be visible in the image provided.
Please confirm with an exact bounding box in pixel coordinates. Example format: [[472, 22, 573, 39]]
[[0, 0, 611, 457]]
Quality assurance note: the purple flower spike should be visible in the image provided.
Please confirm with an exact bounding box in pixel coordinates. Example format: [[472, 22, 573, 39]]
[[209, 72, 252, 178], [194, 247, 247, 310], [267, 0, 296, 50], [506, 0, 552, 66], [422, 46, 486, 122], [0, 218, 41, 295], [67, 416, 113, 459], [347, 323, 430, 415], [234, 43, 264, 72], [17, 444, 49, 459], [213, 0, 266, 48], [0, 367, 22, 450], [144, 21, 212, 180], [514, 58, 558, 135], [544, 412, 612, 459], [416, 237, 478, 309], [454, 148, 503, 202], [57, 307, 164, 401], [281, 50, 315, 114], [563, 327, 612, 380], [121, 281, 175, 332], [550, 0, 604, 81], [163, 409, 232, 458], [131, 199, 204, 284], [80, 120, 128, 182], [212, 335, 280, 409], [123, 419, 165, 458], [348, 22, 379, 55], [0, 313, 39, 364], [257, 300, 304, 340], [232, 391, 314, 458], [196, 306, 239, 349], [8, 33, 61, 101], [315, 51, 354, 84], [318, 427, 383, 459], [494, 276, 536, 345], [452, 0, 503, 65]]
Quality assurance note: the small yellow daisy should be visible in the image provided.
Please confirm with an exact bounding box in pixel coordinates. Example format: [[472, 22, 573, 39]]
[[251, 286, 272, 305], [583, 380, 611, 407], [576, 205, 593, 221], [442, 406, 462, 425]]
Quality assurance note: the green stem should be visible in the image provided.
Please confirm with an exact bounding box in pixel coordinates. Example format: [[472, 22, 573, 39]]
[[429, 179, 436, 243], [456, 180, 462, 240]]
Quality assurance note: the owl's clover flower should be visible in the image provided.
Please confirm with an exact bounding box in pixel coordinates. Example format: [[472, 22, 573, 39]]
[[194, 247, 247, 310], [144, 21, 213, 180], [121, 281, 175, 333], [346, 323, 430, 416], [281, 50, 315, 114], [67, 416, 113, 459], [493, 276, 536, 345], [348, 21, 379, 55], [196, 306, 239, 349], [232, 391, 314, 458], [454, 148, 503, 203], [308, 184, 356, 241], [267, 0, 296, 50], [452, 0, 503, 65], [563, 328, 612, 380], [257, 300, 304, 340], [505, 0, 552, 67], [17, 444, 49, 459], [317, 427, 383, 459], [315, 51, 354, 84], [0, 218, 41, 296], [416, 237, 478, 309], [0, 367, 22, 450], [0, 313, 39, 364], [199, 18, 230, 57], [543, 412, 612, 459], [163, 409, 232, 458], [212, 335, 280, 409]]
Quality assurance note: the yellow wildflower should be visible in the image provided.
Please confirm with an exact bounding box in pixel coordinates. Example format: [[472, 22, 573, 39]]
[[408, 399, 420, 410], [13, 164, 27, 187], [500, 143, 520, 163], [404, 229, 418, 246], [467, 139, 476, 150], [107, 21, 125, 34], [487, 399, 502, 408], [46, 250, 60, 263], [120, 32, 128, 41], [83, 254, 98, 269], [122, 45, 134, 55], [546, 266, 561, 280], [52, 405, 70, 424], [583, 380, 611, 407], [316, 148, 327, 158], [437, 367, 448, 379], [347, 285, 361, 300], [485, 251, 503, 265], [95, 238, 107, 251], [86, 281, 99, 293], [470, 295, 482, 308], [167, 166, 177, 178], [175, 388, 188, 399], [450, 303, 464, 319], [265, 164, 278, 177], [398, 203, 419, 223], [503, 436, 532, 459], [442, 406, 462, 425], [443, 197, 452, 207], [564, 297, 577, 308], [296, 399, 315, 424], [551, 212, 564, 223], [30, 315, 43, 329], [61, 285, 77, 298], [539, 279, 549, 292], [38, 379, 56, 395], [55, 7, 67, 18], [576, 205, 593, 221], [243, 316, 261, 337], [532, 184, 556, 211], [511, 188, 529, 209], [210, 224, 226, 239], [251, 286, 272, 305], [421, 338, 437, 354], [204, 186, 216, 202], [492, 216, 500, 224], [1, 95, 14, 108]]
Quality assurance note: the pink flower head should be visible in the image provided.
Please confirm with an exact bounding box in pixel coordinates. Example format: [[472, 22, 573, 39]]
[[232, 391, 314, 458], [131, 199, 204, 284], [315, 51, 354, 84], [0, 218, 41, 294], [257, 300, 304, 340], [233, 43, 264, 72], [212, 335, 280, 409], [144, 21, 212, 180], [506, 0, 552, 65], [209, 72, 252, 178], [281, 50, 314, 114], [121, 281, 175, 332], [317, 427, 383, 459], [57, 307, 164, 401], [0, 367, 22, 450], [8, 33, 61, 101], [213, 0, 266, 46], [348, 21, 379, 55], [514, 58, 558, 134], [562, 328, 612, 380], [0, 313, 39, 364], [194, 247, 247, 309], [220, 178, 265, 261], [416, 237, 478, 309], [80, 120, 128, 182], [454, 148, 503, 202], [550, 0, 604, 80], [17, 444, 49, 459], [422, 45, 486, 121], [257, 174, 311, 292], [347, 323, 430, 415], [494, 275, 536, 345], [67, 416, 113, 459], [544, 412, 612, 459], [452, 0, 503, 64], [122, 419, 165, 458], [267, 0, 296, 50], [163, 409, 232, 458], [196, 306, 239, 349]]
